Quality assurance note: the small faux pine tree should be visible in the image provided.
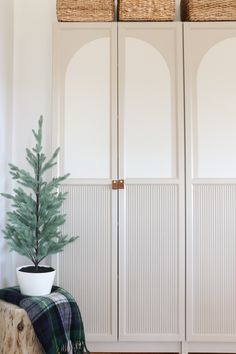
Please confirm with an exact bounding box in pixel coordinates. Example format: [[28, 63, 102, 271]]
[[1, 116, 78, 272]]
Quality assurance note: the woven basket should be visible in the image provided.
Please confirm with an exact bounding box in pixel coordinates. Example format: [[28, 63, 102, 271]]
[[181, 0, 236, 21], [118, 0, 175, 21], [57, 0, 115, 22]]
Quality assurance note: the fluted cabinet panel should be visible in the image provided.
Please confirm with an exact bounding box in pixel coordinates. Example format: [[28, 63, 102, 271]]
[[192, 184, 236, 337], [58, 184, 113, 338], [121, 184, 179, 337]]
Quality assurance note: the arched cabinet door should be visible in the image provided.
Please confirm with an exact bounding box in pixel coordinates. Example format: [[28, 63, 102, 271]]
[[185, 23, 236, 342], [118, 23, 185, 341], [52, 23, 118, 342]]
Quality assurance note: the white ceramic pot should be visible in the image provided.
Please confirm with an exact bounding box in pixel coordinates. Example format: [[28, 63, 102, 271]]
[[16, 265, 56, 296]]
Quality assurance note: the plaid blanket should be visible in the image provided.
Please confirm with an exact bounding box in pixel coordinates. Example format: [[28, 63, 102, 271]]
[[0, 286, 89, 354]]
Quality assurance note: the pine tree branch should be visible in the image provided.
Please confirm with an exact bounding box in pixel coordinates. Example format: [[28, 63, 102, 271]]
[[1, 116, 78, 272]]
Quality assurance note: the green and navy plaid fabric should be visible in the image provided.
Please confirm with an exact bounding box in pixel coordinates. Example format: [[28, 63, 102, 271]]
[[0, 286, 90, 354]]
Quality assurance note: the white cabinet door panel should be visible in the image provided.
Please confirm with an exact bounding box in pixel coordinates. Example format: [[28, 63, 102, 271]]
[[185, 23, 236, 341], [53, 23, 117, 342], [118, 23, 185, 341]]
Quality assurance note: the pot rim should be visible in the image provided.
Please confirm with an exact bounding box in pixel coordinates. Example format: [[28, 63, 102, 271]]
[[16, 265, 55, 272]]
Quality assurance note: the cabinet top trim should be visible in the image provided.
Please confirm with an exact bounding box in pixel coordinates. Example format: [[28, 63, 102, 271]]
[[54, 22, 117, 30], [184, 22, 236, 30], [54, 22, 236, 31], [54, 22, 182, 30]]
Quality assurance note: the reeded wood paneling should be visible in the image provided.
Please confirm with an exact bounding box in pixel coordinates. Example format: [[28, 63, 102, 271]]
[[58, 184, 114, 338], [192, 184, 236, 336], [122, 184, 179, 336]]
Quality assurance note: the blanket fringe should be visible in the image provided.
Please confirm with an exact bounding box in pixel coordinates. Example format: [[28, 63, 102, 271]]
[[58, 340, 90, 354]]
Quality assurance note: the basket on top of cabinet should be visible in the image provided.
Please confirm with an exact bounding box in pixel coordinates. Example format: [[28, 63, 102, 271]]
[[118, 0, 176, 21], [56, 0, 115, 22], [181, 0, 236, 21]]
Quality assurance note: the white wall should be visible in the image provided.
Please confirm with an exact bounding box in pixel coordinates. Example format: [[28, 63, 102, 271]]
[[12, 0, 57, 271], [176, 0, 181, 20], [12, 0, 57, 168], [0, 0, 13, 287]]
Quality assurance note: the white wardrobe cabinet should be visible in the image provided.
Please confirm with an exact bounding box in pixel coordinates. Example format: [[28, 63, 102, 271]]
[[53, 22, 236, 353], [53, 22, 185, 353]]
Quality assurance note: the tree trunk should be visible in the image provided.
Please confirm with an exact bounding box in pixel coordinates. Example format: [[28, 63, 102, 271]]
[[0, 300, 43, 354]]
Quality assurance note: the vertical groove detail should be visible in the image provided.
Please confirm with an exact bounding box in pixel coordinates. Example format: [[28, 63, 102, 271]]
[[192, 184, 236, 335], [125, 184, 179, 334], [59, 184, 112, 336]]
